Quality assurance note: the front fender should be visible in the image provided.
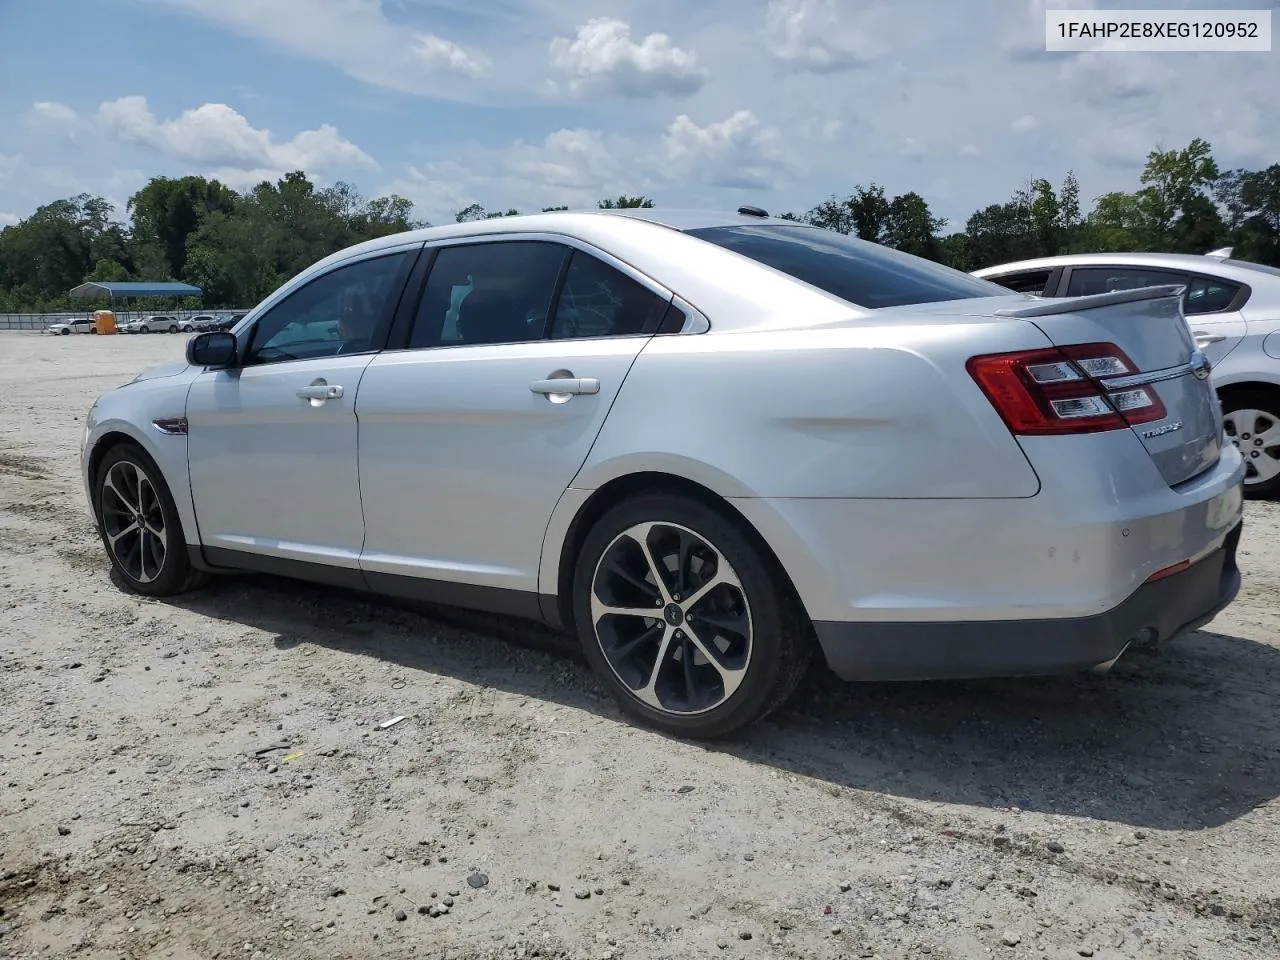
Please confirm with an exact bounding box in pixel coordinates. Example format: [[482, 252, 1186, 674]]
[[83, 378, 199, 547]]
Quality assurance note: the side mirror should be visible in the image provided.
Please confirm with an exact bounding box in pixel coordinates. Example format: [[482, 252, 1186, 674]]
[[187, 331, 238, 368]]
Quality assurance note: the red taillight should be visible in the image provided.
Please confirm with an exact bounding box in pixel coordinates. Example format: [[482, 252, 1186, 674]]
[[966, 342, 1167, 436]]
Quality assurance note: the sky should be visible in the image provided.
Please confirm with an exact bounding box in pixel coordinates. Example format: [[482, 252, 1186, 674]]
[[0, 0, 1277, 231]]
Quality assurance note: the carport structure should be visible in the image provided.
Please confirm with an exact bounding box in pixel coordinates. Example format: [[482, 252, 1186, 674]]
[[68, 281, 203, 320]]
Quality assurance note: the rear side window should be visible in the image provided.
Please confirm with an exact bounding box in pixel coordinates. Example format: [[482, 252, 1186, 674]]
[[685, 224, 1004, 309], [1063, 267, 1188, 297], [409, 241, 568, 348], [1184, 275, 1240, 315], [550, 251, 669, 339]]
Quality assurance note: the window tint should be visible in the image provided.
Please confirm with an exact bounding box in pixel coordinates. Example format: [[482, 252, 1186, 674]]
[[410, 241, 567, 348], [988, 270, 1052, 296], [1184, 275, 1240, 315], [685, 224, 1004, 309], [1063, 267, 1188, 298], [246, 252, 412, 365], [550, 251, 669, 339]]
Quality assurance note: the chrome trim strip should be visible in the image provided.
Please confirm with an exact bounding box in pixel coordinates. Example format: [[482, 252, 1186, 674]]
[[1099, 362, 1194, 390]]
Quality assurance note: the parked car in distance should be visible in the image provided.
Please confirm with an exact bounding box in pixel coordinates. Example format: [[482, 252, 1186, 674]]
[[974, 249, 1280, 498], [82, 208, 1245, 739], [46, 316, 96, 335], [135, 315, 179, 334], [118, 319, 145, 334]]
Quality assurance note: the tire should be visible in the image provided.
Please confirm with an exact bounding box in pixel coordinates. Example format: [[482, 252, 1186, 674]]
[[60, 328, 70, 335], [1221, 388, 1280, 499], [572, 493, 813, 739], [139, 326, 149, 334], [93, 442, 208, 597], [168, 324, 179, 334]]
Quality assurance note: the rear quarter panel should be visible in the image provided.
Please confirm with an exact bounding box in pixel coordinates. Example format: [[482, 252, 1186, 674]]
[[574, 317, 1053, 499]]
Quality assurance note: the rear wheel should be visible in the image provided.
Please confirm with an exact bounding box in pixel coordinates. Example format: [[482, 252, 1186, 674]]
[[1221, 389, 1280, 498], [168, 323, 179, 334], [94, 443, 207, 596], [572, 493, 812, 739]]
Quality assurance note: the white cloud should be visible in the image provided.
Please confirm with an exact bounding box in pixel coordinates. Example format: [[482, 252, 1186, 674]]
[[662, 110, 790, 190], [959, 144, 981, 157], [548, 18, 707, 98], [412, 33, 490, 77], [383, 129, 641, 224], [96, 96, 377, 175], [154, 0, 491, 99], [0, 211, 19, 227], [900, 138, 925, 159], [1011, 114, 1039, 132], [25, 101, 77, 126], [764, 0, 880, 73]]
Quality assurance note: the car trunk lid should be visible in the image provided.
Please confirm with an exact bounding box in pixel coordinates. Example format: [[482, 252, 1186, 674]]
[[991, 285, 1221, 486]]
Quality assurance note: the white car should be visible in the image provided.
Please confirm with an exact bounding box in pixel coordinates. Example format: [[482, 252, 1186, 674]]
[[47, 317, 96, 335], [81, 209, 1245, 738], [975, 250, 1280, 497]]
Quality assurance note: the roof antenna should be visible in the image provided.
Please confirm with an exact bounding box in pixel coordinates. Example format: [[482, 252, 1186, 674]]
[[737, 205, 769, 218], [1205, 246, 1233, 259]]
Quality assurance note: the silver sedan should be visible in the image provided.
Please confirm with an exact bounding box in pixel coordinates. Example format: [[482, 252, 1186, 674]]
[[81, 209, 1245, 738]]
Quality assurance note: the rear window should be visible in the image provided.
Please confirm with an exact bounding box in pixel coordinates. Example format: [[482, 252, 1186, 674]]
[[685, 224, 1005, 309]]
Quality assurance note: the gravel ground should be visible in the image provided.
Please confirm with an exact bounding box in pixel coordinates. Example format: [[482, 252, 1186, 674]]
[[2, 330, 1279, 960]]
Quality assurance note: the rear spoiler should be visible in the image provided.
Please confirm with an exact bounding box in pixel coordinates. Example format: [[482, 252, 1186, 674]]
[[994, 284, 1185, 319]]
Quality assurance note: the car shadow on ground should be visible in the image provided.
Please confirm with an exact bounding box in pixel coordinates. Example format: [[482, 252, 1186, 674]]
[[162, 569, 1280, 833]]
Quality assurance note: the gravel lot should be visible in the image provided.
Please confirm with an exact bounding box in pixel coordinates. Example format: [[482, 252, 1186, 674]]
[[2, 330, 1279, 960]]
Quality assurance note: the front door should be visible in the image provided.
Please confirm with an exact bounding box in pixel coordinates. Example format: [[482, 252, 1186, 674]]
[[356, 238, 672, 605], [186, 249, 417, 576]]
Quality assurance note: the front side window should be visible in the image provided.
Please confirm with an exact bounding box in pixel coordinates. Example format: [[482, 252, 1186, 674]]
[[686, 224, 1005, 309], [550, 251, 669, 339], [246, 252, 413, 365], [987, 270, 1052, 296], [1063, 267, 1188, 298], [409, 241, 568, 348]]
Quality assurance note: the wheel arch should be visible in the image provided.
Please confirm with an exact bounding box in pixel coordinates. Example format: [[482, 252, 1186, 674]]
[[1215, 378, 1280, 403], [85, 423, 200, 546], [548, 471, 810, 637]]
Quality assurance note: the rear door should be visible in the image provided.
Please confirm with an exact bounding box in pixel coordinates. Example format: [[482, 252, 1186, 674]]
[[1061, 265, 1248, 368], [998, 285, 1222, 486], [355, 236, 672, 601]]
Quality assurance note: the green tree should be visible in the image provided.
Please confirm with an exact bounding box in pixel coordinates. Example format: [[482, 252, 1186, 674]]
[[883, 191, 946, 259], [128, 176, 238, 279], [598, 195, 655, 209]]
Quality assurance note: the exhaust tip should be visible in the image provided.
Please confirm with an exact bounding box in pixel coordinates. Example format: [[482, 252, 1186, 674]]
[[1091, 641, 1133, 674]]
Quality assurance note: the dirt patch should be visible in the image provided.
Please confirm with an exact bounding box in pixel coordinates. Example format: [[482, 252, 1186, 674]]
[[1, 331, 1278, 960]]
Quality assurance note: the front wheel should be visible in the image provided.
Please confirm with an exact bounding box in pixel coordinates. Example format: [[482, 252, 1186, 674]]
[[1222, 389, 1280, 498], [94, 443, 207, 596], [168, 324, 179, 334], [572, 494, 812, 739], [60, 328, 70, 335], [138, 326, 149, 334]]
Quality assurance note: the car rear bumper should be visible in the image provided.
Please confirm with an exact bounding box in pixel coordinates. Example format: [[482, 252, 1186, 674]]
[[814, 519, 1242, 681]]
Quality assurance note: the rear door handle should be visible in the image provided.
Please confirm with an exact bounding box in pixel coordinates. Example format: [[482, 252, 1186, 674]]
[[296, 383, 344, 400], [530, 377, 600, 396], [1193, 331, 1227, 346]]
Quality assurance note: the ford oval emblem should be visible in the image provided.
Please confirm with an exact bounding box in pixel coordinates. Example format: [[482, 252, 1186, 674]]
[[1189, 350, 1212, 380]]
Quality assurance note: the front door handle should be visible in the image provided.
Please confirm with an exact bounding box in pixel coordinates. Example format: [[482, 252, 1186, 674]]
[[1193, 331, 1227, 346], [530, 377, 600, 396], [296, 382, 344, 401]]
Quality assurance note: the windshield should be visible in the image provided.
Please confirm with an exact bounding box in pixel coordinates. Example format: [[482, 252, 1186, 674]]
[[686, 224, 1008, 309]]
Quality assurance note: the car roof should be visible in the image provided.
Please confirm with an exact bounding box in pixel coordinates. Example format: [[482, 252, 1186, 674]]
[[249, 208, 866, 335], [973, 251, 1280, 285]]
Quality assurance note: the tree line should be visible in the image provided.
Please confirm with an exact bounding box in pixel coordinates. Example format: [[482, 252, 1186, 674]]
[[1, 138, 1276, 313]]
